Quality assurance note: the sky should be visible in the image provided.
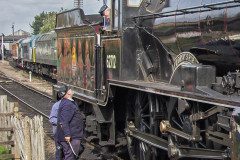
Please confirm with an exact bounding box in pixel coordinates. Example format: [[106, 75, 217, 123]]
[[0, 0, 103, 35]]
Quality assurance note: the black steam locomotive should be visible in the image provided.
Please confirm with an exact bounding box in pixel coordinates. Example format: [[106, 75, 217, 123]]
[[53, 0, 240, 159]]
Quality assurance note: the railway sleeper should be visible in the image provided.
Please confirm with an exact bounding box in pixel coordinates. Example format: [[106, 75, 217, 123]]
[[0, 80, 12, 84]]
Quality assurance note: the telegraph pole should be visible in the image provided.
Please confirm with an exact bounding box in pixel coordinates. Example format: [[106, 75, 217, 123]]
[[74, 0, 83, 8], [12, 23, 15, 42], [1, 33, 4, 61]]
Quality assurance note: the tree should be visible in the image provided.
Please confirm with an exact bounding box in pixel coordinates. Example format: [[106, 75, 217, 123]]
[[30, 12, 47, 35], [30, 11, 57, 35], [40, 12, 57, 34]]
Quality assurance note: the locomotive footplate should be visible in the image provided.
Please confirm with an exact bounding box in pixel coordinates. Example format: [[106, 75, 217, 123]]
[[109, 80, 240, 108]]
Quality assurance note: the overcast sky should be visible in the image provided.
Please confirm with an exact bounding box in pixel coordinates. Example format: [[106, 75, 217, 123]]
[[0, 0, 102, 35]]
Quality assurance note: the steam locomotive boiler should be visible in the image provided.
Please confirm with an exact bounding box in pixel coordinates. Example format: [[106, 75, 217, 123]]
[[53, 0, 240, 159]]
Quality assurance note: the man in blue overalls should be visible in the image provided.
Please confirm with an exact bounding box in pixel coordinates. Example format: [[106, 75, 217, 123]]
[[56, 85, 84, 160]]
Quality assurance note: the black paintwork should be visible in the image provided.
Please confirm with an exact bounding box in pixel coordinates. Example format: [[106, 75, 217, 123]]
[[54, 0, 240, 104], [52, 1, 240, 159], [151, 0, 240, 76]]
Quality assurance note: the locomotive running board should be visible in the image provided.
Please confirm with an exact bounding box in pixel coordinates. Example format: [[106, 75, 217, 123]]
[[109, 80, 240, 108], [126, 122, 227, 159]]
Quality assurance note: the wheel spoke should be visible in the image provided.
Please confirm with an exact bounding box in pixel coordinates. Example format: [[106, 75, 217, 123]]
[[198, 142, 207, 148], [127, 93, 162, 160], [141, 102, 149, 114], [179, 115, 184, 125], [176, 107, 183, 125], [140, 94, 147, 105], [142, 120, 150, 130], [172, 117, 183, 130], [130, 106, 135, 115], [141, 114, 150, 118]]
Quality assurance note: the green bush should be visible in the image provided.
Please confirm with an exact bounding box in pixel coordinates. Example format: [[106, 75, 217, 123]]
[[0, 146, 9, 154]]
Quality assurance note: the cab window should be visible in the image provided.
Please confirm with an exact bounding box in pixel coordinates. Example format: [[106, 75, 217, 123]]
[[113, 0, 119, 30], [127, 0, 143, 7], [146, 0, 166, 13]]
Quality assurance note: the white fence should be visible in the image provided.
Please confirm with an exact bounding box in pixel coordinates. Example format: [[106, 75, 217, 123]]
[[0, 95, 45, 160]]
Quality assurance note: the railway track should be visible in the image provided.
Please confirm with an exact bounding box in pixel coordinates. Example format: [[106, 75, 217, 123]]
[[0, 73, 54, 135], [0, 73, 53, 119]]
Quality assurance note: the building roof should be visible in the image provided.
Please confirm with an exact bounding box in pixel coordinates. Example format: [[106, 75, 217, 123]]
[[13, 29, 30, 36]]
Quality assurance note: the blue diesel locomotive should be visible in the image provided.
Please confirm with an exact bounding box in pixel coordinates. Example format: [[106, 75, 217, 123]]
[[12, 31, 57, 79]]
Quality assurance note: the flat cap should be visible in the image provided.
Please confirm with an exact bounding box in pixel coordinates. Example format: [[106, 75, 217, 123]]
[[99, 4, 108, 16], [58, 85, 69, 99]]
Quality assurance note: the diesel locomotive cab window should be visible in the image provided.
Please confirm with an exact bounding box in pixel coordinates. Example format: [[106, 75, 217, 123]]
[[146, 0, 166, 13], [127, 0, 142, 7], [161, 0, 178, 12], [177, 0, 201, 9]]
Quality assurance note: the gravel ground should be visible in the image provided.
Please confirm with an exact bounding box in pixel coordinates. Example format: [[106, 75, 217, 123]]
[[0, 61, 53, 96]]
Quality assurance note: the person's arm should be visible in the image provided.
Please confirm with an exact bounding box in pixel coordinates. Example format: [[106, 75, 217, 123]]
[[49, 104, 58, 125]]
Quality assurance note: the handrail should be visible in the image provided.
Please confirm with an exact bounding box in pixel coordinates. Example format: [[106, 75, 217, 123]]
[[133, 0, 240, 21]]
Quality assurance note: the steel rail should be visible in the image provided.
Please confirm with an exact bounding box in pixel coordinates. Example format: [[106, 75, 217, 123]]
[[0, 71, 52, 99], [0, 72, 51, 118], [0, 84, 49, 119]]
